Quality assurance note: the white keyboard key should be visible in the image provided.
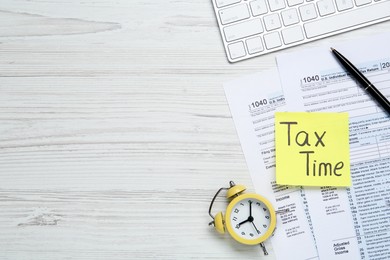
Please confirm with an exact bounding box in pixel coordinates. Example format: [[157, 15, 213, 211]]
[[281, 25, 304, 44], [227, 41, 246, 59], [219, 4, 250, 25], [355, 0, 371, 6], [268, 0, 286, 11], [246, 37, 264, 54], [264, 13, 282, 30], [287, 0, 304, 6], [335, 0, 353, 11], [299, 3, 317, 21], [317, 0, 336, 16], [304, 0, 390, 38], [215, 0, 241, 8], [250, 0, 268, 16], [223, 19, 264, 42], [264, 31, 282, 49], [281, 8, 300, 25]]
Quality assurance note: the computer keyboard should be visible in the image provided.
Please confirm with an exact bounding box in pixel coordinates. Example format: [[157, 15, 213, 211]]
[[211, 0, 390, 62]]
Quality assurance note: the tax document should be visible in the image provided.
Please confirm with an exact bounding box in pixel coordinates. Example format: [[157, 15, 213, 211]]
[[277, 33, 390, 259], [224, 69, 319, 260]]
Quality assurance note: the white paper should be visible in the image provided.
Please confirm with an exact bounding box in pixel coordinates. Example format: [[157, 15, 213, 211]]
[[277, 33, 390, 260], [224, 69, 319, 260]]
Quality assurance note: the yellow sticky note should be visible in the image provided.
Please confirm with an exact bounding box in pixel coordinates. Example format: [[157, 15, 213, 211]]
[[275, 112, 350, 187]]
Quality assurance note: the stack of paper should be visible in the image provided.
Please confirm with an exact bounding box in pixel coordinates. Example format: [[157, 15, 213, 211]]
[[224, 33, 390, 260]]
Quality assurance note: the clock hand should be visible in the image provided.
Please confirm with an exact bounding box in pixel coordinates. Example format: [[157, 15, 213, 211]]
[[238, 218, 250, 227], [252, 221, 260, 234], [249, 200, 252, 217], [238, 215, 255, 227], [248, 212, 260, 234], [238, 201, 254, 228]]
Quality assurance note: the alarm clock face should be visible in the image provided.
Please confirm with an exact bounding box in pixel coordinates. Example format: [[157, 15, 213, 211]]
[[225, 194, 276, 245]]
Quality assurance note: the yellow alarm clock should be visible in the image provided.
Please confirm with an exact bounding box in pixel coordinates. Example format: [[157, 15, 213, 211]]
[[208, 181, 276, 255]]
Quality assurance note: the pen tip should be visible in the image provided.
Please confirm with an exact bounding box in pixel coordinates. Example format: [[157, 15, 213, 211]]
[[330, 47, 335, 51]]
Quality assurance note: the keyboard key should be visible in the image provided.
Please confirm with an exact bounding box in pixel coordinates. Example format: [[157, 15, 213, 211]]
[[223, 19, 264, 42], [246, 37, 264, 54], [354, 0, 371, 6], [281, 25, 304, 44], [219, 4, 250, 25], [215, 0, 241, 8], [250, 0, 268, 16], [268, 0, 286, 11], [317, 0, 335, 16], [335, 0, 353, 11], [304, 0, 390, 38], [264, 13, 282, 31], [264, 31, 282, 49], [287, 0, 304, 6], [299, 3, 317, 21], [281, 8, 300, 26], [228, 41, 246, 59]]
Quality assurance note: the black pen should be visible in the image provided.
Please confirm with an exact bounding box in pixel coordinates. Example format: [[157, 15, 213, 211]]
[[331, 47, 390, 115]]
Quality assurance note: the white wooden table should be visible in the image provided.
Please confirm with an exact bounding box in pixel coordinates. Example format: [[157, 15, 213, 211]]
[[0, 1, 389, 259]]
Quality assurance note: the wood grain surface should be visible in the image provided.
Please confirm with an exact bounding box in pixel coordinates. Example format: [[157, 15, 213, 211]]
[[0, 0, 389, 259]]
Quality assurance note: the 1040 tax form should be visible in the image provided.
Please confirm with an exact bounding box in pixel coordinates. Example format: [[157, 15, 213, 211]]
[[224, 70, 319, 260], [277, 33, 390, 260]]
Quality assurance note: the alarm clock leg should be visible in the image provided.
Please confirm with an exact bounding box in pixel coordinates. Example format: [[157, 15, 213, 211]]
[[259, 242, 268, 255]]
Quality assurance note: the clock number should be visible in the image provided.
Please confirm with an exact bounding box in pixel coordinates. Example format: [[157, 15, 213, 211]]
[[234, 208, 240, 213], [248, 200, 252, 203], [241, 231, 246, 236], [265, 215, 270, 219], [256, 202, 261, 206], [250, 233, 254, 237], [233, 217, 237, 221], [263, 207, 267, 211], [236, 224, 240, 229], [263, 224, 267, 228], [240, 203, 244, 206]]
